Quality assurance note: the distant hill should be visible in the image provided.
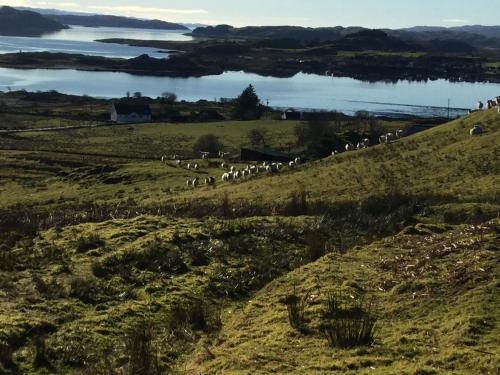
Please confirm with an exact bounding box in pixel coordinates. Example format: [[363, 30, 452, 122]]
[[0, 6, 68, 36], [191, 25, 365, 42], [46, 14, 188, 30], [402, 25, 500, 39], [192, 24, 500, 51]]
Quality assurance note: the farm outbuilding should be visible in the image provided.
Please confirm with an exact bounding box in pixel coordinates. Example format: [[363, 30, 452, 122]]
[[111, 102, 152, 123], [240, 147, 294, 162]]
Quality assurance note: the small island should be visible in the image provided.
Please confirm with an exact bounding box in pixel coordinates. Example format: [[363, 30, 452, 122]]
[[0, 6, 68, 37]]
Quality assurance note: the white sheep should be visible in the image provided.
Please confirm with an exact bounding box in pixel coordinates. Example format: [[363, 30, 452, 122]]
[[331, 150, 338, 156], [396, 130, 404, 139], [345, 143, 354, 151], [205, 176, 216, 185], [289, 161, 296, 169], [230, 166, 236, 173], [470, 125, 484, 136], [193, 163, 199, 170], [294, 157, 302, 164], [176, 160, 182, 167], [187, 163, 192, 169]]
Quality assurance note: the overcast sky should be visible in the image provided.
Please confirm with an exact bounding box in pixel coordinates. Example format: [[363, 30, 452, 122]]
[[2, 0, 498, 27]]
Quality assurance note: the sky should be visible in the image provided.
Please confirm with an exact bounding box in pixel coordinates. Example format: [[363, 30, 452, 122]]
[[2, 0, 498, 27]]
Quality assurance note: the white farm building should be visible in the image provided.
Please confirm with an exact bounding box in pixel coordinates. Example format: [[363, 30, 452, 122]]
[[111, 102, 152, 123]]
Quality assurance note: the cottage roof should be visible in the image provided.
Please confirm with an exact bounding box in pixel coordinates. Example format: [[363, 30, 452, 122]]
[[112, 102, 151, 116]]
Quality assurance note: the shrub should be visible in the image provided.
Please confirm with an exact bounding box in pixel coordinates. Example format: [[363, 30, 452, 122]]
[[169, 298, 222, 335], [320, 290, 377, 348], [123, 322, 161, 375], [68, 276, 101, 304], [76, 234, 105, 253], [0, 340, 14, 370], [193, 134, 223, 155], [32, 335, 49, 368], [281, 291, 311, 332], [284, 188, 308, 216]]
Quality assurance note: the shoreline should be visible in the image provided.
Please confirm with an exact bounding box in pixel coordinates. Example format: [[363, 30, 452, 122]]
[[0, 51, 499, 84]]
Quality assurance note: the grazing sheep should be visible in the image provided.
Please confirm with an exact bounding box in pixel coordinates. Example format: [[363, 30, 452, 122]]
[[289, 161, 296, 169], [478, 101, 484, 110], [161, 155, 166, 163], [357, 138, 370, 150], [187, 163, 192, 169], [470, 125, 484, 136], [487, 100, 497, 109], [222, 173, 230, 181], [496, 96, 500, 107], [221, 162, 228, 169], [379, 135, 387, 144], [396, 130, 404, 139], [193, 163, 199, 170], [176, 159, 182, 167], [218, 151, 229, 158], [331, 150, 339, 156], [345, 143, 354, 151], [230, 166, 236, 173], [205, 176, 216, 185], [186, 178, 199, 187], [294, 157, 302, 164]]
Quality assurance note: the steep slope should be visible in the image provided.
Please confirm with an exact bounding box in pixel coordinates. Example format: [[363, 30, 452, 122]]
[[0, 6, 68, 36]]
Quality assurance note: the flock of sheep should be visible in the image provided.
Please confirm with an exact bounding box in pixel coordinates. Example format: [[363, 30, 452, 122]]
[[163, 128, 409, 189], [474, 96, 500, 113], [160, 99, 497, 189], [469, 96, 500, 135]]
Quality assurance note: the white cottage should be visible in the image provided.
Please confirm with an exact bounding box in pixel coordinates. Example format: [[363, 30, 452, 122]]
[[111, 103, 152, 123]]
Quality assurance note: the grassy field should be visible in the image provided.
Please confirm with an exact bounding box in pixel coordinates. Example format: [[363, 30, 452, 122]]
[[0, 105, 498, 374]]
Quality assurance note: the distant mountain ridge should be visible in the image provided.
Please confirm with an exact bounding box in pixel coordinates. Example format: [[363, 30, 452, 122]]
[[191, 24, 500, 51], [401, 25, 500, 39], [45, 14, 188, 30], [0, 6, 68, 36]]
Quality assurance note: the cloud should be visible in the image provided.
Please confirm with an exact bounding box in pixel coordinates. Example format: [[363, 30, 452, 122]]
[[88, 5, 208, 16], [36, 1, 80, 8], [1, 0, 29, 5], [442, 18, 469, 24]]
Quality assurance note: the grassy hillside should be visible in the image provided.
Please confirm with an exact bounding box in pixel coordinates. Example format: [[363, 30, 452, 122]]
[[188, 219, 499, 374], [0, 107, 498, 374], [176, 109, 499, 208]]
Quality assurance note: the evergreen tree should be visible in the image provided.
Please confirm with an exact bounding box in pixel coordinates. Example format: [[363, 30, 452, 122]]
[[232, 84, 263, 120]]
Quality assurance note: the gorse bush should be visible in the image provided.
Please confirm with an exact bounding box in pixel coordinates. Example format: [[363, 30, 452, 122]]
[[320, 289, 377, 348]]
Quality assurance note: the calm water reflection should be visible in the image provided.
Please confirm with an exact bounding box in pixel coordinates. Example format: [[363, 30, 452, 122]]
[[1, 68, 499, 117], [0, 26, 191, 58]]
